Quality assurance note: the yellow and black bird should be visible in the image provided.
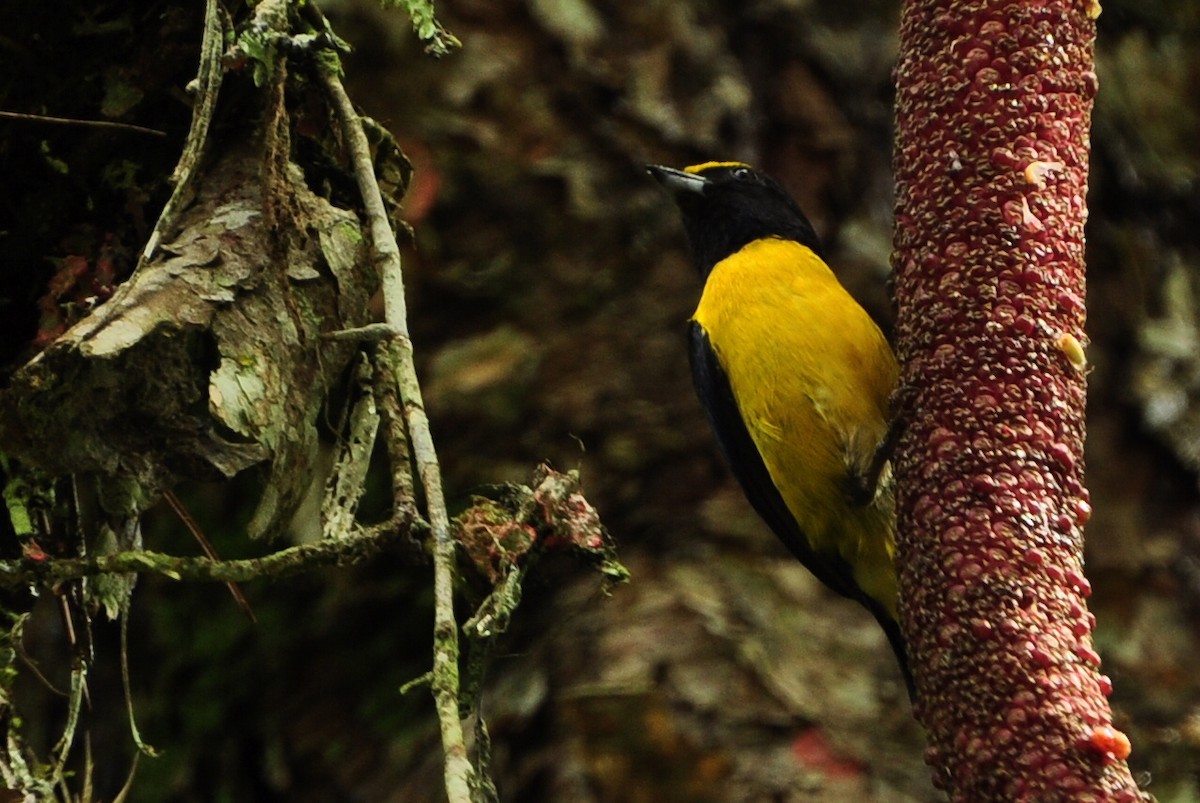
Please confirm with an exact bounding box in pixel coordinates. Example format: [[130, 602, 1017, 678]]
[[648, 161, 911, 696]]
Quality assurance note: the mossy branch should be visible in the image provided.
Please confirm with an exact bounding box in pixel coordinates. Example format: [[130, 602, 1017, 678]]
[[0, 522, 419, 588], [319, 58, 474, 803]]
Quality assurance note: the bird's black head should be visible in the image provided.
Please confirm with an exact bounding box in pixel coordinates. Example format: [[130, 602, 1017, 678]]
[[647, 161, 824, 278]]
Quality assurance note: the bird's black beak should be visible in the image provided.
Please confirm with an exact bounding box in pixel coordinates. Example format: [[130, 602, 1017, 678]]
[[646, 165, 707, 196]]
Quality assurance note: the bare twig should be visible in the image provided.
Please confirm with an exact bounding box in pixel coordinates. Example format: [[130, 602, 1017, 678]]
[[0, 110, 167, 137], [163, 489, 256, 621], [11, 614, 66, 697], [143, 0, 225, 259], [120, 610, 159, 757], [319, 64, 474, 803]]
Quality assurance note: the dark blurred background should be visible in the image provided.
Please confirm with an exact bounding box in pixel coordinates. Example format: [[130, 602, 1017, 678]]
[[4, 0, 1200, 800]]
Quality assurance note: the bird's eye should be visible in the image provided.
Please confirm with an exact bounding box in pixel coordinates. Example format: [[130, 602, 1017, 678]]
[[731, 167, 752, 180]]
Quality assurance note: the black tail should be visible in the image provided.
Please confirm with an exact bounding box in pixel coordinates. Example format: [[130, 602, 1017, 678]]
[[878, 613, 916, 703]]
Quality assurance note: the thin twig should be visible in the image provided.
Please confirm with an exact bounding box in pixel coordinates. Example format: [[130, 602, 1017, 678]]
[[143, 0, 225, 259], [0, 110, 167, 137], [163, 489, 256, 621], [11, 615, 67, 697], [120, 609, 160, 757], [319, 65, 474, 803]]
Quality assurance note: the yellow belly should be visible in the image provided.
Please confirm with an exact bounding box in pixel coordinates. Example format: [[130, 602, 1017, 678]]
[[692, 238, 900, 616]]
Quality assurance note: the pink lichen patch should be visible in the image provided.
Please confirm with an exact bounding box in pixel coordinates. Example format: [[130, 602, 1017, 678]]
[[457, 500, 540, 583]]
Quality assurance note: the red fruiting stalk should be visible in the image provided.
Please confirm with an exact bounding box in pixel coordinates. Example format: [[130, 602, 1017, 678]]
[[892, 0, 1145, 798]]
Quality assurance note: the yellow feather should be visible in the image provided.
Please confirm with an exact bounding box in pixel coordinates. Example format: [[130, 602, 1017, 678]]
[[684, 160, 750, 174]]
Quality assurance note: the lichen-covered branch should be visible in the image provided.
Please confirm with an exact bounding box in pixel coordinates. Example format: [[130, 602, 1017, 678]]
[[0, 522, 416, 588], [892, 0, 1144, 799], [319, 64, 474, 803]]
